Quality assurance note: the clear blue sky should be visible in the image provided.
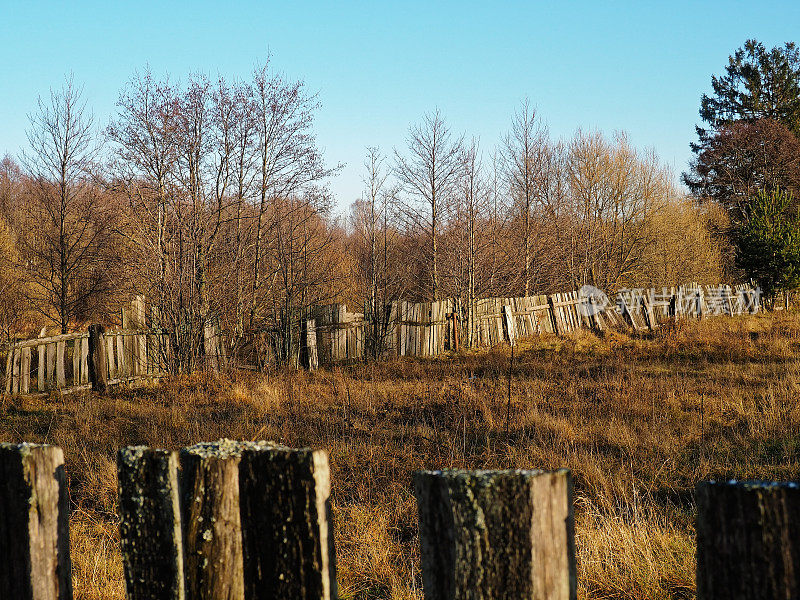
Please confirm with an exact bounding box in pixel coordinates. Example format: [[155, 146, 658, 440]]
[[2, 1, 799, 215]]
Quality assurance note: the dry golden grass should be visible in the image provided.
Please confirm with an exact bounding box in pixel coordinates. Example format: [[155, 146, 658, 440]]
[[1, 311, 799, 600]]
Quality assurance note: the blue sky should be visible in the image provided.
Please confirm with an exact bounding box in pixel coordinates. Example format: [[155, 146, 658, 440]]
[[2, 1, 799, 215]]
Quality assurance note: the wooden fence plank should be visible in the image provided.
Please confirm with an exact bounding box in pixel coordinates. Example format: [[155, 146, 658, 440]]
[[72, 339, 80, 389], [38, 343, 46, 391], [548, 296, 561, 336], [180, 442, 245, 600], [12, 332, 85, 349], [20, 347, 31, 394], [80, 338, 89, 384], [12, 347, 21, 394], [306, 319, 318, 371], [503, 305, 516, 346], [400, 302, 407, 357], [117, 447, 184, 600], [238, 444, 337, 600], [46, 343, 56, 387], [116, 334, 126, 379], [106, 337, 116, 380], [55, 341, 66, 388]]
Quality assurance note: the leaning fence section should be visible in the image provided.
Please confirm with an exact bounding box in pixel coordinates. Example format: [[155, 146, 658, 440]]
[[617, 283, 761, 331], [2, 284, 763, 384], [299, 283, 760, 369]]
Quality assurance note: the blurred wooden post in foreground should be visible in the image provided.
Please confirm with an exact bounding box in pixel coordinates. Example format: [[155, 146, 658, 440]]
[[413, 468, 576, 600], [180, 441, 246, 600], [236, 444, 335, 600], [117, 440, 336, 600], [696, 480, 800, 600], [0, 443, 72, 600]]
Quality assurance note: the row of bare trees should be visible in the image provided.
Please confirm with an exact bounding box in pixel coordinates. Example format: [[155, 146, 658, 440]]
[[349, 105, 724, 354], [0, 67, 725, 368]]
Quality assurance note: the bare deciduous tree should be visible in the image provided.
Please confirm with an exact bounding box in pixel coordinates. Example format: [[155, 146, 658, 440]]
[[502, 100, 551, 295], [21, 77, 118, 333], [454, 139, 492, 346], [564, 130, 672, 289], [108, 68, 178, 300], [351, 147, 402, 356], [395, 111, 463, 300], [249, 61, 340, 332]]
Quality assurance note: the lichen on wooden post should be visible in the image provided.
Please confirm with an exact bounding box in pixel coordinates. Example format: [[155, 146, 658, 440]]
[[180, 440, 246, 600], [238, 444, 336, 600], [413, 468, 576, 600], [0, 443, 73, 600], [117, 447, 185, 600], [696, 480, 800, 600], [115, 440, 338, 599], [178, 440, 336, 600]]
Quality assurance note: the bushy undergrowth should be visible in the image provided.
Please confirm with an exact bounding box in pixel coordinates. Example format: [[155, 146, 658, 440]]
[[1, 312, 799, 600]]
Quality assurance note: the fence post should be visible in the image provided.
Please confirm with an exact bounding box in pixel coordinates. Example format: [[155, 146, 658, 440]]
[[88, 324, 108, 393], [413, 468, 576, 600], [547, 296, 561, 335], [238, 444, 336, 600], [0, 443, 73, 600], [696, 291, 705, 320], [117, 447, 184, 600], [589, 296, 605, 331], [180, 441, 245, 600], [641, 296, 656, 330], [451, 312, 460, 351], [138, 440, 337, 600], [696, 480, 800, 599]]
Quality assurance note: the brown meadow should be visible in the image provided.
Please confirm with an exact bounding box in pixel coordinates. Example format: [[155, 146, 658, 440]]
[[1, 311, 799, 600]]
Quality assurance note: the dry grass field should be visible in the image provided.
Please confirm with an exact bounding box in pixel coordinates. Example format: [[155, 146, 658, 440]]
[[2, 311, 799, 600]]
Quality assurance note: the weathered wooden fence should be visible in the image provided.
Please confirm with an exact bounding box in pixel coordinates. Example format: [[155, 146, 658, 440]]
[[301, 283, 760, 368], [393, 299, 458, 358], [617, 283, 761, 331], [4, 296, 228, 395], [311, 304, 366, 364], [4, 326, 170, 395], [1, 440, 796, 600], [2, 285, 761, 382]]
